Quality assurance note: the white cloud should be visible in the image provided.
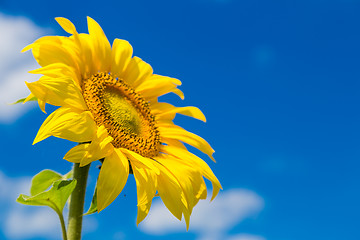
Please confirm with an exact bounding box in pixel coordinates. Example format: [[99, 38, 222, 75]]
[[0, 170, 98, 239], [139, 188, 265, 240], [0, 171, 30, 201], [0, 13, 49, 123], [5, 208, 60, 239]]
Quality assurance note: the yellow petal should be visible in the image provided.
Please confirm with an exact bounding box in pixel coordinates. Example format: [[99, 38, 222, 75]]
[[150, 102, 170, 114], [131, 163, 157, 224], [156, 154, 209, 212], [59, 111, 96, 142], [136, 74, 182, 99], [159, 125, 215, 161], [157, 156, 193, 210], [55, 17, 78, 35], [97, 149, 129, 212], [38, 99, 46, 113], [77, 33, 96, 75], [23, 93, 36, 104], [79, 125, 114, 166], [162, 138, 187, 150], [22, 43, 34, 53], [211, 184, 221, 201], [63, 126, 115, 167], [21, 93, 46, 113], [155, 162, 184, 221], [29, 63, 79, 83], [137, 74, 181, 90], [26, 76, 87, 110], [25, 36, 80, 70], [122, 149, 160, 175], [33, 107, 96, 144], [55, 17, 83, 68], [33, 42, 74, 67], [152, 102, 206, 122], [123, 57, 153, 88], [169, 106, 206, 122], [194, 176, 207, 203], [63, 126, 115, 168], [63, 144, 89, 163], [137, 202, 152, 225], [111, 39, 133, 79], [87, 16, 111, 72], [132, 164, 157, 206], [162, 145, 222, 201], [172, 88, 185, 100], [183, 208, 191, 230], [179, 175, 207, 229]]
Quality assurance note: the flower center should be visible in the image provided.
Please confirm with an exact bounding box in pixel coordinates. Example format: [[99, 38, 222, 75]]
[[82, 72, 160, 158]]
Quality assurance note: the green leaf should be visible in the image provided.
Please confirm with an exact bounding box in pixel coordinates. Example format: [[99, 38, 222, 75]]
[[84, 185, 98, 215], [30, 169, 63, 196], [11, 96, 37, 105], [17, 179, 77, 214]]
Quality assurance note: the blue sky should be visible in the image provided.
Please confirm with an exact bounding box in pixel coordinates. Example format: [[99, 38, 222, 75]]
[[0, 0, 359, 240]]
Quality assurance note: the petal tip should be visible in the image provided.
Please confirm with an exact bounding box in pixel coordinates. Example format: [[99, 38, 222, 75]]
[[32, 134, 44, 145], [55, 17, 77, 35], [21, 44, 32, 53], [97, 206, 105, 213]]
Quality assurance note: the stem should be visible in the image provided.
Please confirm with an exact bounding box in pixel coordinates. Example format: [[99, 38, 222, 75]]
[[58, 212, 68, 240], [67, 163, 90, 240]]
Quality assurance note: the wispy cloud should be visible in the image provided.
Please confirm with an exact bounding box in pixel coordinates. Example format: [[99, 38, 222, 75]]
[[0, 13, 49, 124], [139, 188, 265, 240], [5, 208, 60, 239]]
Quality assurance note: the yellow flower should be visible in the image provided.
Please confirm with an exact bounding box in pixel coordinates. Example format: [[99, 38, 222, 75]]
[[23, 17, 221, 227]]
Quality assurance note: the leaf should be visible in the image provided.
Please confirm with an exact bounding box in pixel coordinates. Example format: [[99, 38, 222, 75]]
[[17, 179, 77, 214], [30, 169, 63, 196], [11, 96, 37, 105], [84, 185, 98, 215]]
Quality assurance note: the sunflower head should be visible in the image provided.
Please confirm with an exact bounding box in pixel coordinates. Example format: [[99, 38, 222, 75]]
[[82, 72, 161, 157], [23, 17, 222, 228]]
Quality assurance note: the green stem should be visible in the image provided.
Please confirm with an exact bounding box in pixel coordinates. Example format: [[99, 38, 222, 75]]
[[67, 163, 90, 240], [58, 211, 68, 240]]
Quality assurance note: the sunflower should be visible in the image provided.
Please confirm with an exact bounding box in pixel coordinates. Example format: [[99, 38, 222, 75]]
[[22, 17, 221, 227]]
